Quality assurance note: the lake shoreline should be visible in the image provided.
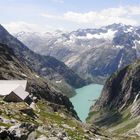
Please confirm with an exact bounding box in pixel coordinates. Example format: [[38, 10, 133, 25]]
[[70, 84, 103, 122]]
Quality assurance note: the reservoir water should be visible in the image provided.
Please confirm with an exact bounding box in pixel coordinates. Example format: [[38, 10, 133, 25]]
[[70, 84, 103, 122]]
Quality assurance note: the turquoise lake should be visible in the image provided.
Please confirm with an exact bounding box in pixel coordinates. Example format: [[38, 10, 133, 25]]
[[70, 84, 103, 122]]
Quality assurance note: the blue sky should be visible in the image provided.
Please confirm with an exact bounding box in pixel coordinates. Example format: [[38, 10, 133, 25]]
[[1, 0, 140, 33]]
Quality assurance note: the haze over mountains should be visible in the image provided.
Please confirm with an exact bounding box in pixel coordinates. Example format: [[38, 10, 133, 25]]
[[14, 23, 140, 83]]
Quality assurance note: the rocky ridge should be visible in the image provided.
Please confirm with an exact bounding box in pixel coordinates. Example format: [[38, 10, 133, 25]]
[[87, 58, 140, 139]]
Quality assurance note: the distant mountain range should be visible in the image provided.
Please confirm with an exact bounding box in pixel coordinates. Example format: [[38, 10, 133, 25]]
[[0, 24, 87, 97], [15, 23, 140, 83]]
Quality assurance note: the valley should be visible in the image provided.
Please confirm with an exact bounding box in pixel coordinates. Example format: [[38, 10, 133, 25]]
[[1, 0, 140, 139], [0, 22, 140, 139]]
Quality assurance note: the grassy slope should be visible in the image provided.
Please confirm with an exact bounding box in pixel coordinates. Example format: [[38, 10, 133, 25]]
[[0, 97, 110, 140]]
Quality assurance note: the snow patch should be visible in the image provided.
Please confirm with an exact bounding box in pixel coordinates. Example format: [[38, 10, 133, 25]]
[[138, 40, 140, 44], [124, 27, 134, 33], [116, 45, 124, 49], [86, 33, 95, 39], [56, 38, 63, 43], [92, 29, 117, 40], [65, 34, 76, 44], [132, 40, 140, 49], [118, 55, 123, 69], [76, 35, 87, 40], [55, 80, 62, 84], [132, 45, 137, 49], [75, 29, 117, 40]]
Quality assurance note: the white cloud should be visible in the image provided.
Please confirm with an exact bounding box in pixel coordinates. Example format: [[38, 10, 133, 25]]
[[42, 6, 140, 28], [3, 21, 55, 33], [3, 5, 140, 33], [128, 6, 140, 15]]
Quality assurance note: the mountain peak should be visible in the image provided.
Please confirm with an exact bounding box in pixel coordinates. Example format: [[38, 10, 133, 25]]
[[102, 23, 132, 30], [0, 24, 9, 33]]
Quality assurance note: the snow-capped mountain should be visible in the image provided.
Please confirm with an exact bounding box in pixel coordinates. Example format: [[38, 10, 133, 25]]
[[14, 23, 140, 83]]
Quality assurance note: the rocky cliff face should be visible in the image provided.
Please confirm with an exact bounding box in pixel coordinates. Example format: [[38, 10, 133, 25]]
[[87, 59, 140, 139], [0, 24, 87, 97], [0, 43, 78, 119]]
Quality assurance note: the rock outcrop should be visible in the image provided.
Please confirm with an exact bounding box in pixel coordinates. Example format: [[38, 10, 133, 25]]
[[88, 59, 140, 138]]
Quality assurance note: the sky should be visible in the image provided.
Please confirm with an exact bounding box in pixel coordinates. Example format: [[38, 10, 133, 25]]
[[1, 0, 140, 33]]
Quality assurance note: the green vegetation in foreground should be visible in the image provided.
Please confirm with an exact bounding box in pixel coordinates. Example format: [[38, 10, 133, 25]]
[[87, 105, 140, 139], [0, 122, 12, 128], [113, 118, 140, 134], [0, 98, 87, 140], [36, 100, 85, 139], [86, 111, 99, 122]]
